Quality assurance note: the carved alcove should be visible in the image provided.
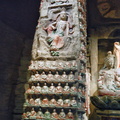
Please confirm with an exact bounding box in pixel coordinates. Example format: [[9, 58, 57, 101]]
[[98, 38, 120, 71], [90, 27, 120, 119]]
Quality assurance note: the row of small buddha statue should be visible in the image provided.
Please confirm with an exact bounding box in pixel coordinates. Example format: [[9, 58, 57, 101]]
[[22, 108, 75, 119], [78, 86, 86, 96], [78, 72, 86, 82], [79, 51, 86, 61], [80, 42, 86, 53], [29, 60, 77, 70], [29, 71, 75, 82], [24, 97, 77, 107], [26, 83, 77, 94]]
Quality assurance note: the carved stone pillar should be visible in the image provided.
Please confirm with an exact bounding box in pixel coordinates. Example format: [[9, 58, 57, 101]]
[[21, 0, 87, 119]]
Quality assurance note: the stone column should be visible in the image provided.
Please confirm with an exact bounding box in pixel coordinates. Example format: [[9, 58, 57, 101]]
[[21, 0, 87, 120]]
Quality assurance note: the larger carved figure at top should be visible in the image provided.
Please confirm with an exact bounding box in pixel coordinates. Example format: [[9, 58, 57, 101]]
[[32, 3, 80, 60], [44, 8, 74, 51]]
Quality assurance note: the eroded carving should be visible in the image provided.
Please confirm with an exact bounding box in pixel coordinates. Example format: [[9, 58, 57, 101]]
[[97, 0, 120, 18], [98, 42, 120, 96], [23, 0, 87, 119], [32, 3, 80, 59]]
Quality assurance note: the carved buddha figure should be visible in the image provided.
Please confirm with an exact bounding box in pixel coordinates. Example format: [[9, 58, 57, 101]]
[[57, 97, 64, 106], [65, 61, 71, 69], [59, 109, 66, 119], [36, 108, 44, 119], [61, 71, 68, 81], [68, 71, 74, 81], [71, 85, 77, 93], [34, 97, 41, 106], [54, 71, 61, 80], [80, 63, 85, 70], [44, 110, 51, 119], [56, 83, 63, 93], [79, 51, 83, 59], [58, 61, 64, 69], [63, 83, 70, 93], [50, 97, 57, 106], [78, 72, 82, 81], [29, 61, 36, 70], [45, 8, 73, 51], [26, 87, 34, 94], [102, 51, 115, 69], [34, 71, 40, 81], [45, 61, 51, 69], [81, 42, 86, 51], [47, 71, 54, 81], [29, 98, 35, 105], [34, 83, 41, 93], [78, 86, 82, 93], [22, 111, 31, 119], [22, 112, 29, 119], [51, 109, 59, 119], [34, 61, 39, 69], [71, 97, 77, 107], [42, 83, 49, 93], [42, 97, 49, 106], [51, 61, 57, 69], [29, 74, 35, 82], [82, 52, 85, 60], [67, 109, 74, 119], [26, 84, 35, 94], [82, 87, 85, 95], [31, 84, 36, 93], [41, 71, 47, 81], [49, 83, 56, 93], [72, 61, 77, 69], [64, 99, 71, 107], [78, 98, 82, 107], [29, 108, 36, 119], [38, 61, 44, 69]]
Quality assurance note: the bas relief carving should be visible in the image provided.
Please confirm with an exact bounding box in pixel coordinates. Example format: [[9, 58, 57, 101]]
[[102, 51, 115, 70], [91, 42, 120, 110], [50, 0, 69, 5], [23, 0, 87, 119], [98, 42, 120, 96], [32, 0, 80, 60], [97, 0, 120, 19]]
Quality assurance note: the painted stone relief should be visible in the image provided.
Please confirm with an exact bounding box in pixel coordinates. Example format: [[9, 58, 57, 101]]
[[32, 4, 80, 60], [91, 42, 120, 111], [97, 42, 120, 96], [22, 0, 87, 119], [97, 0, 120, 19]]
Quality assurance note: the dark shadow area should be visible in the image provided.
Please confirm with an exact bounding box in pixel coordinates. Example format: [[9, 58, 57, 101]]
[[0, 0, 40, 119]]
